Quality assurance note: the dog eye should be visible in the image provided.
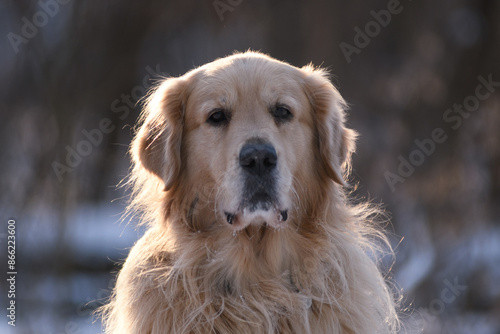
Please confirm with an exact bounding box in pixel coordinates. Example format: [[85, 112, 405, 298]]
[[272, 105, 293, 122], [207, 109, 229, 126]]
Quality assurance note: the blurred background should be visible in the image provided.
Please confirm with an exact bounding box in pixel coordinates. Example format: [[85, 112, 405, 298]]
[[1, 0, 499, 333]]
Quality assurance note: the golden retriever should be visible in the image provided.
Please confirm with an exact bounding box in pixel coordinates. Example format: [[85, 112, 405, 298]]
[[101, 51, 398, 333]]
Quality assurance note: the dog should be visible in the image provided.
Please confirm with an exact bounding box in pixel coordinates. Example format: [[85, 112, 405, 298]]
[[101, 52, 398, 333]]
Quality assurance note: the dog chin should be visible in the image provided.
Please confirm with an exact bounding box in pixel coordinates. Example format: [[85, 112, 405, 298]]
[[224, 206, 288, 231]]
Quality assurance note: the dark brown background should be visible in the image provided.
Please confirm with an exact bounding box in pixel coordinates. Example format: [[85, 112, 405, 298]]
[[1, 0, 499, 333]]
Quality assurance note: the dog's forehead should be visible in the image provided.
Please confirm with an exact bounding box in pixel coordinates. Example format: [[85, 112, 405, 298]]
[[188, 55, 307, 112]]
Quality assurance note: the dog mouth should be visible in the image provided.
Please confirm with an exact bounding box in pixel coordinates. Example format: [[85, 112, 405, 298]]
[[224, 206, 288, 230], [225, 209, 288, 224]]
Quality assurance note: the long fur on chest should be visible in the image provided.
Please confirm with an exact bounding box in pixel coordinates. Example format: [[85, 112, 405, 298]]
[[102, 196, 397, 334]]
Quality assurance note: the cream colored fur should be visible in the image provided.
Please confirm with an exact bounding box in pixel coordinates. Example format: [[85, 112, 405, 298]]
[[100, 52, 399, 334]]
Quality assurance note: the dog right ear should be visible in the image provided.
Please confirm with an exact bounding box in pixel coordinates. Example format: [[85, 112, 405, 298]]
[[301, 65, 357, 186], [132, 77, 187, 191]]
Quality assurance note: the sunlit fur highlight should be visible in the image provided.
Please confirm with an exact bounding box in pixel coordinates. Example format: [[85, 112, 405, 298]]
[[100, 52, 399, 334]]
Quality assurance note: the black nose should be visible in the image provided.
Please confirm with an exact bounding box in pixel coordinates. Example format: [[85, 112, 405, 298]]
[[239, 142, 277, 175]]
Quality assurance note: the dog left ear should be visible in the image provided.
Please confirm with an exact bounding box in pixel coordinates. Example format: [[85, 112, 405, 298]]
[[302, 66, 357, 186], [132, 77, 187, 191]]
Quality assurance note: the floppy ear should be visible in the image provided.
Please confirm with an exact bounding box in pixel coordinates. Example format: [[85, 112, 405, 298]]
[[302, 66, 357, 186], [131, 77, 186, 191]]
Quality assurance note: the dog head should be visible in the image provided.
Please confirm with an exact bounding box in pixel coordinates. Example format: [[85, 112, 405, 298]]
[[132, 52, 356, 232]]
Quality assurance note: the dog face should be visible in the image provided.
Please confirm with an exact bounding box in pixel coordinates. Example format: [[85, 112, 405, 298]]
[[134, 52, 356, 232], [184, 57, 316, 231]]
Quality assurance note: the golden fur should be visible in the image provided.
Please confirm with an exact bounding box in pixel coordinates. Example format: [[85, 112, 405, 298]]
[[101, 52, 399, 333]]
